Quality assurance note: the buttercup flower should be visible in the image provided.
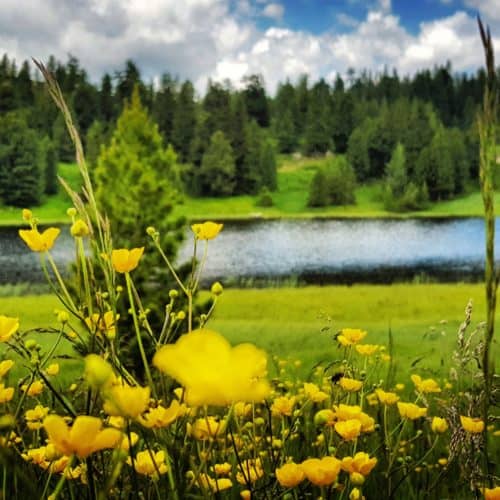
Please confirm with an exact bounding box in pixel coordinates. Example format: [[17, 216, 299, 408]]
[[191, 221, 223, 240], [271, 396, 296, 417], [341, 452, 377, 482], [43, 415, 122, 459], [301, 456, 341, 486], [411, 374, 441, 393], [138, 400, 186, 428], [333, 404, 375, 433], [276, 462, 305, 488], [189, 417, 226, 440], [103, 382, 150, 419], [70, 219, 89, 238], [431, 417, 449, 433], [335, 419, 362, 441], [337, 329, 367, 346], [355, 344, 380, 356], [153, 329, 270, 406], [339, 377, 363, 392], [196, 473, 232, 493], [0, 360, 14, 377], [45, 363, 59, 376], [303, 382, 328, 402], [111, 247, 144, 273], [0, 384, 14, 403], [25, 405, 50, 430], [483, 486, 500, 500], [0, 316, 19, 342], [22, 380, 44, 397], [375, 388, 400, 405], [85, 311, 119, 339], [127, 450, 168, 477], [397, 402, 427, 420], [236, 458, 264, 484], [19, 227, 60, 252], [460, 416, 484, 434]]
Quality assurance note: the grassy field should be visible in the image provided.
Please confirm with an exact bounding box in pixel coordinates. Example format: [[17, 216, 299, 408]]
[[2, 284, 498, 382], [0, 157, 496, 226]]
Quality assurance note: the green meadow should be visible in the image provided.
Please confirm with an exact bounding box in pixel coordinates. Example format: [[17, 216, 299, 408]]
[[3, 283, 498, 381], [0, 157, 496, 226]]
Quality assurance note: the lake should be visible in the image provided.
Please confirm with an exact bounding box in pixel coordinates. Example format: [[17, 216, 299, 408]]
[[1, 218, 497, 285]]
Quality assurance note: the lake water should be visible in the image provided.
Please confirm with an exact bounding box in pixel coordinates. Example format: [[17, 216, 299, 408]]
[[1, 218, 497, 285]]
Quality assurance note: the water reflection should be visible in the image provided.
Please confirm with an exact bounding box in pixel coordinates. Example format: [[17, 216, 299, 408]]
[[0, 218, 497, 285]]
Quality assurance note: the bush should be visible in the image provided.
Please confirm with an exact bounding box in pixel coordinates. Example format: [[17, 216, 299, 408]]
[[255, 186, 274, 207]]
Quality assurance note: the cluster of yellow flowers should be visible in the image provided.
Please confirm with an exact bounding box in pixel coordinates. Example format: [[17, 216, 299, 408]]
[[0, 214, 496, 499]]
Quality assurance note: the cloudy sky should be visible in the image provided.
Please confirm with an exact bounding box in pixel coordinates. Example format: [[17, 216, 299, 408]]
[[2, 0, 500, 93]]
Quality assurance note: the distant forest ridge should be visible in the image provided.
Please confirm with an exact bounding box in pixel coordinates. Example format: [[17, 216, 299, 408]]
[[0, 53, 490, 209]]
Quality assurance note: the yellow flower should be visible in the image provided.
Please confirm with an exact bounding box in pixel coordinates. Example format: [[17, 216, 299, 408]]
[[84, 354, 114, 388], [43, 415, 122, 459], [355, 344, 380, 356], [314, 409, 336, 426], [240, 490, 251, 499], [103, 382, 150, 419], [189, 417, 226, 440], [196, 473, 232, 492], [127, 450, 168, 477], [431, 417, 448, 433], [234, 401, 252, 418], [46, 363, 59, 376], [460, 416, 485, 434], [395, 383, 405, 391], [339, 377, 363, 392], [303, 382, 328, 402], [84, 311, 119, 339], [191, 221, 223, 240], [22, 380, 44, 397], [70, 219, 89, 238], [153, 329, 270, 406], [366, 393, 379, 406], [341, 452, 377, 480], [483, 487, 500, 500], [333, 404, 375, 433], [236, 458, 264, 484], [214, 463, 232, 476], [25, 405, 50, 430], [375, 388, 400, 405], [276, 462, 305, 488], [301, 456, 341, 486], [335, 419, 362, 441], [22, 209, 33, 221], [271, 396, 296, 417], [397, 402, 427, 420], [19, 227, 60, 252], [350, 487, 364, 500], [410, 374, 441, 393], [0, 360, 14, 377], [138, 400, 186, 428], [337, 329, 367, 346], [0, 316, 19, 342], [437, 458, 448, 466], [111, 247, 144, 273], [0, 384, 14, 403]]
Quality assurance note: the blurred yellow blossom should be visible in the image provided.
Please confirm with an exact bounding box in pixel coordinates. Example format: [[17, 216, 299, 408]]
[[0, 360, 14, 377], [275, 462, 305, 488], [46, 363, 59, 376], [355, 344, 380, 356], [19, 227, 60, 252], [0, 316, 19, 342], [127, 450, 168, 477], [214, 463, 232, 476], [85, 311, 119, 339], [70, 219, 89, 238], [236, 458, 264, 484], [460, 416, 484, 434], [189, 417, 226, 440], [483, 487, 500, 500], [0, 384, 14, 403], [341, 452, 377, 482], [111, 247, 144, 273], [335, 419, 362, 441], [397, 402, 427, 420], [339, 377, 363, 392], [22, 380, 44, 397], [431, 417, 449, 433], [337, 329, 367, 346], [271, 396, 296, 417], [25, 405, 50, 430], [304, 382, 328, 402], [138, 400, 186, 428], [196, 473, 232, 493], [153, 329, 270, 406], [375, 389, 399, 405], [411, 374, 441, 393], [103, 382, 150, 419], [301, 456, 341, 486], [43, 415, 122, 459], [191, 221, 223, 240]]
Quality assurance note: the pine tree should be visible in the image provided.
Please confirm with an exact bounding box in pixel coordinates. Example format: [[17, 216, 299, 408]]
[[172, 80, 196, 162], [259, 139, 277, 191], [304, 79, 332, 155], [99, 73, 115, 123], [199, 131, 236, 196], [242, 74, 269, 127], [307, 169, 329, 207], [152, 73, 177, 146], [39, 135, 58, 195], [239, 120, 263, 194], [95, 87, 182, 252]]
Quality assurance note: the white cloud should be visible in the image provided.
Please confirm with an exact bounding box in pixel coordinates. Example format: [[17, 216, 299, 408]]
[[261, 3, 285, 20], [337, 13, 360, 28], [464, 0, 500, 22], [1, 0, 499, 97]]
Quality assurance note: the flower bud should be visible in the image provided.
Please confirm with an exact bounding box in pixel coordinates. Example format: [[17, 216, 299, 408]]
[[57, 311, 69, 324], [169, 290, 178, 299], [70, 219, 89, 238], [25, 339, 37, 350], [84, 354, 113, 388], [22, 209, 33, 221], [146, 226, 156, 236], [211, 281, 223, 296], [66, 207, 77, 218]]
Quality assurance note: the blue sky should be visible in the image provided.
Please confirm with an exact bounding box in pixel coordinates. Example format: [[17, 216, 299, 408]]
[[1, 0, 499, 93]]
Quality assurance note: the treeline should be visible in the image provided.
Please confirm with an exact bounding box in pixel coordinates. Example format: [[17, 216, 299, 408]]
[[0, 54, 487, 209]]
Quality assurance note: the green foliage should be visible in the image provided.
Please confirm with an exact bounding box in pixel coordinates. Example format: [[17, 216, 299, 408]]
[[172, 80, 196, 162], [307, 156, 356, 207], [303, 79, 332, 155], [255, 186, 274, 207], [259, 139, 277, 191], [95, 87, 182, 252], [85, 120, 109, 175], [39, 135, 58, 196], [0, 111, 42, 206], [199, 130, 236, 196]]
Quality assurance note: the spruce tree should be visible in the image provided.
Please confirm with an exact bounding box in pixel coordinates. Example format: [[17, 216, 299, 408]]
[[259, 139, 277, 191], [172, 80, 196, 162]]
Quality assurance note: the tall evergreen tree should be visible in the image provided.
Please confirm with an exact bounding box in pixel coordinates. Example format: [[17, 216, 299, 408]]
[[242, 74, 269, 127], [99, 73, 115, 123], [152, 73, 177, 146], [304, 79, 332, 154], [259, 139, 277, 191], [172, 80, 196, 162]]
